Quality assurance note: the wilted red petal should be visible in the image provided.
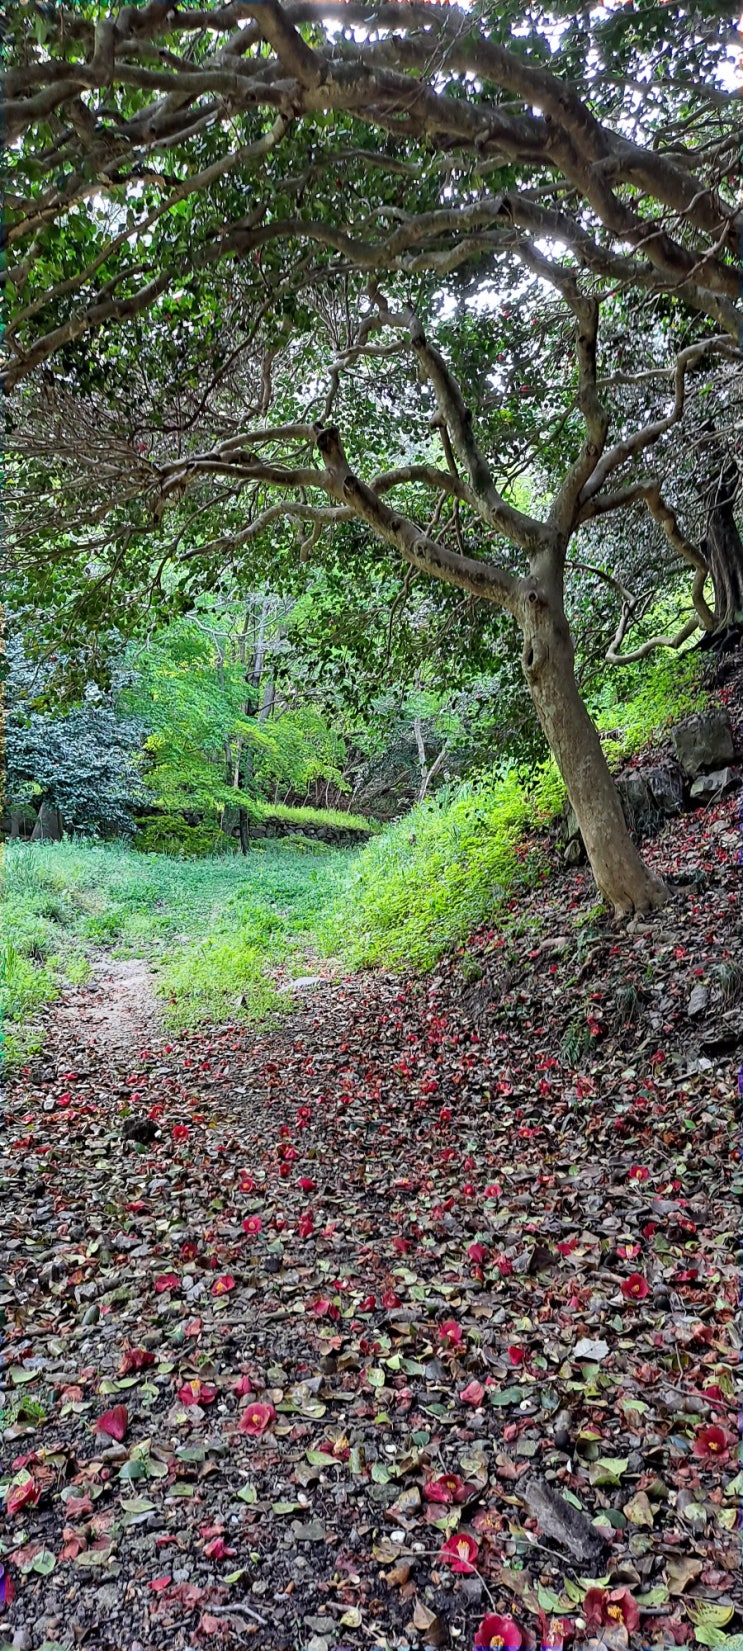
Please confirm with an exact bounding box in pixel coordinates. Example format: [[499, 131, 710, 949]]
[[460, 1379, 485, 1406], [95, 1405, 128, 1441]]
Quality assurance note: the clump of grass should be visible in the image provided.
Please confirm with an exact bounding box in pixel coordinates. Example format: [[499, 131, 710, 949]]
[[326, 766, 555, 972], [561, 1019, 593, 1066], [3, 838, 350, 1051]]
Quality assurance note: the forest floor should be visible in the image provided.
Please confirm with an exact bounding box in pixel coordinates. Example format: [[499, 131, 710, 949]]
[[2, 725, 742, 1651]]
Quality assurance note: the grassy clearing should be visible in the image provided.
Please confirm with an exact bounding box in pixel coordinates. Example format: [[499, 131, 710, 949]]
[[2, 839, 350, 1058]]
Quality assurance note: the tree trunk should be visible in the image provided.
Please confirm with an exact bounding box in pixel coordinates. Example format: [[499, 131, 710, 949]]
[[238, 807, 250, 855], [520, 587, 666, 915], [701, 460, 743, 631], [30, 800, 63, 841]]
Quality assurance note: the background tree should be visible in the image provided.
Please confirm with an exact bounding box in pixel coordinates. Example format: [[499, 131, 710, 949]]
[[5, 0, 741, 909]]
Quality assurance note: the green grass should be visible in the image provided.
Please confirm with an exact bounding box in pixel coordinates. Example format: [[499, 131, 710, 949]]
[[1, 839, 350, 1057], [325, 766, 558, 972]]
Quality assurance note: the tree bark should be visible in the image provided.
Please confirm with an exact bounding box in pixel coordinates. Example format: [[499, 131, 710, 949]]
[[701, 460, 743, 631], [30, 800, 63, 841], [519, 582, 667, 915]]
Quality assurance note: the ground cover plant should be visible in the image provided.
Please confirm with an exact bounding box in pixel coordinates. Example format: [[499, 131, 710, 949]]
[[1, 841, 350, 1058]]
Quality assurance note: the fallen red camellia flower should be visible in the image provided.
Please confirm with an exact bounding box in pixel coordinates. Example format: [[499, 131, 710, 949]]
[[177, 1379, 218, 1407], [423, 1473, 467, 1504], [203, 1535, 235, 1560], [460, 1379, 485, 1406], [211, 1273, 235, 1296], [692, 1423, 729, 1459], [154, 1273, 181, 1293], [119, 1347, 156, 1374], [620, 1272, 650, 1301], [583, 1585, 640, 1634], [439, 1318, 463, 1347], [439, 1531, 479, 1573], [475, 1612, 522, 1649], [242, 1215, 262, 1236], [5, 1474, 41, 1517], [237, 1401, 276, 1436], [95, 1405, 128, 1442]]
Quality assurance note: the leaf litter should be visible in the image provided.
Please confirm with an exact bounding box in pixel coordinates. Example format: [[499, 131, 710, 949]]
[[1, 780, 741, 1650]]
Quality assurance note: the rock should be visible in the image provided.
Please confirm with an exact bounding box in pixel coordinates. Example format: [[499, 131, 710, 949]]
[[564, 838, 585, 866], [671, 709, 734, 778], [522, 1476, 610, 1565], [616, 772, 659, 835], [291, 1519, 326, 1543], [689, 766, 738, 803], [644, 763, 685, 815], [687, 984, 709, 1018], [122, 1116, 158, 1145]]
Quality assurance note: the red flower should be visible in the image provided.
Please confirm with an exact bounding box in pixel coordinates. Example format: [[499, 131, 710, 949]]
[[439, 1318, 463, 1347], [233, 1374, 254, 1396], [468, 1242, 487, 1265], [621, 1272, 650, 1300], [382, 1288, 401, 1308], [211, 1274, 235, 1296], [508, 1345, 525, 1364], [439, 1106, 452, 1123], [298, 1176, 316, 1191], [357, 1294, 376, 1313], [495, 1254, 513, 1276], [172, 1124, 189, 1142], [583, 1587, 640, 1635], [307, 1296, 340, 1319], [237, 1401, 276, 1436], [439, 1531, 479, 1573], [298, 1211, 315, 1239], [460, 1379, 485, 1406], [203, 1535, 235, 1560], [95, 1405, 128, 1442], [239, 1174, 256, 1193], [177, 1379, 217, 1407], [242, 1215, 262, 1236], [154, 1273, 181, 1293], [0, 1561, 16, 1606], [475, 1613, 523, 1649], [423, 1473, 467, 1504], [5, 1474, 41, 1517], [485, 1183, 502, 1198], [628, 1164, 649, 1181], [692, 1424, 729, 1460], [119, 1347, 155, 1374]]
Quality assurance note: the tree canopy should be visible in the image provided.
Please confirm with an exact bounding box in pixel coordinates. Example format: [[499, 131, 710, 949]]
[[5, 0, 742, 909]]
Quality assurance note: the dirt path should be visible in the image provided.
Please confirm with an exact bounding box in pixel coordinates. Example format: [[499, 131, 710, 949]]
[[46, 955, 163, 1069], [1, 794, 740, 1650]]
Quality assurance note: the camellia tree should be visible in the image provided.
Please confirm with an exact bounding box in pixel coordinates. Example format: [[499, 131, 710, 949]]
[[5, 0, 742, 911]]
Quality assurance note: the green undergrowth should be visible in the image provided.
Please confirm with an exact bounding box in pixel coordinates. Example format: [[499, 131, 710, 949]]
[[328, 649, 704, 972], [1, 839, 349, 1059], [326, 765, 562, 971]]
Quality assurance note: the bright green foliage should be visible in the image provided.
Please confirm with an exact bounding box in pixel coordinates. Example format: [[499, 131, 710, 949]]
[[592, 647, 703, 765], [2, 840, 349, 1056], [327, 768, 555, 971]]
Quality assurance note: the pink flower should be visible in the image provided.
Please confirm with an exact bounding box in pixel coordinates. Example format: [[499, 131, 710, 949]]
[[242, 1215, 262, 1236], [475, 1613, 522, 1649], [468, 1242, 487, 1265], [307, 1296, 340, 1320], [211, 1274, 235, 1296], [237, 1401, 276, 1436], [460, 1379, 485, 1406], [484, 1182, 502, 1197], [239, 1173, 256, 1193], [203, 1535, 235, 1560], [621, 1272, 650, 1300], [233, 1374, 254, 1396], [692, 1424, 729, 1460], [439, 1318, 463, 1347], [439, 1531, 479, 1573]]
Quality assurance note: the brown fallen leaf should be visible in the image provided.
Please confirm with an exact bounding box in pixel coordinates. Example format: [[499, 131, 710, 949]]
[[386, 1559, 413, 1587], [666, 1555, 704, 1594]]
